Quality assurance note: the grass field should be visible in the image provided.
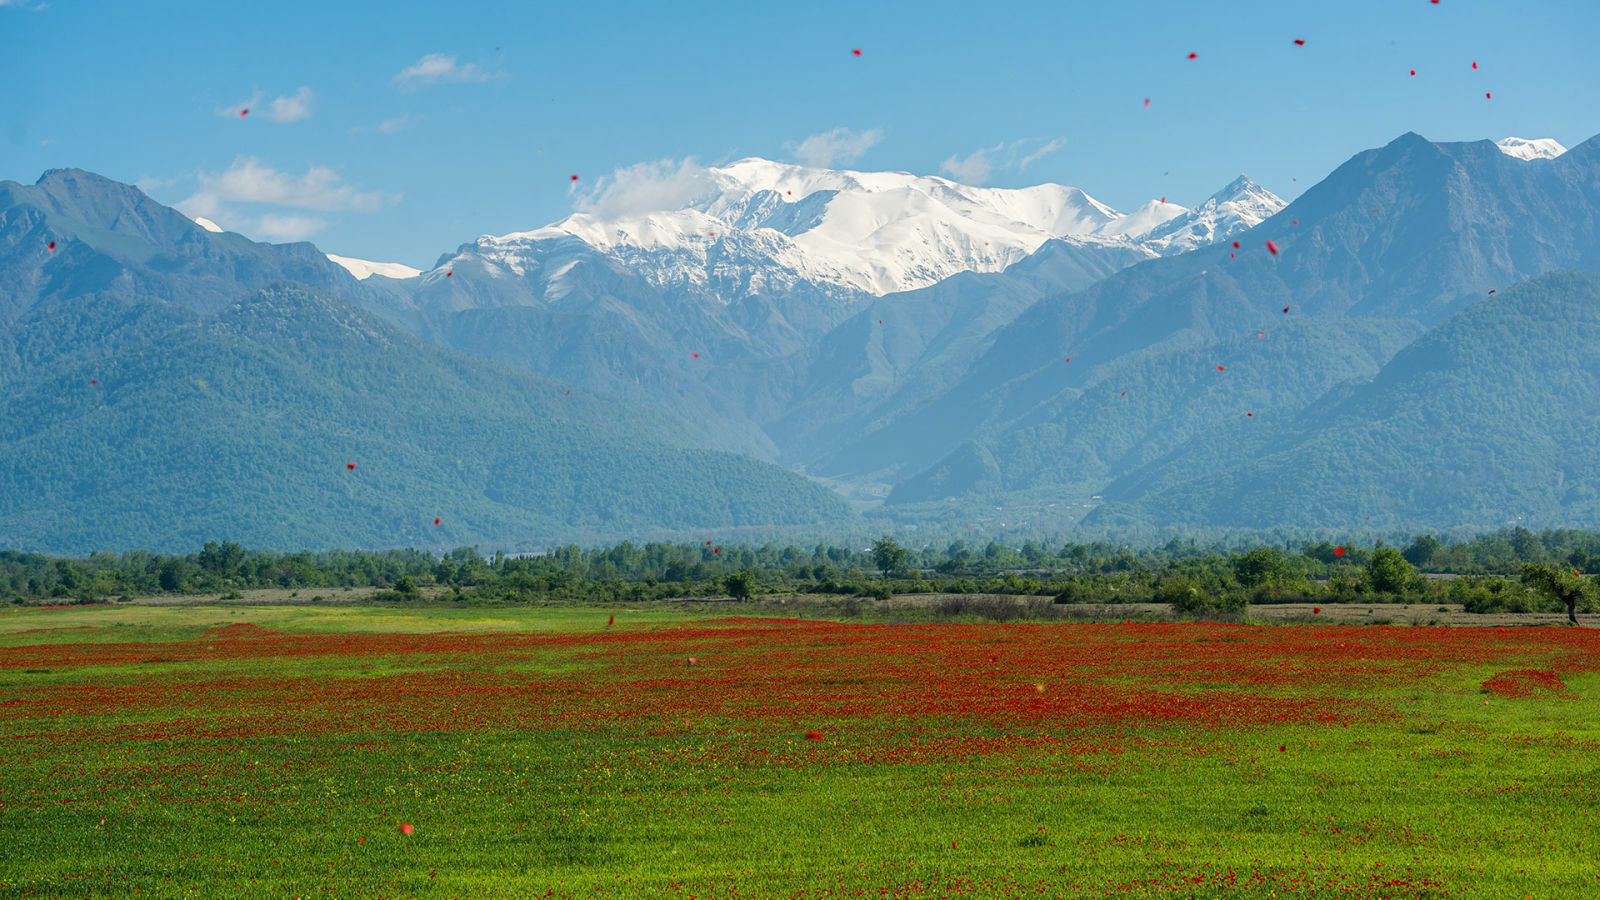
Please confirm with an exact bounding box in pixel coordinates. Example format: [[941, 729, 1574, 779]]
[[2, 604, 1597, 898]]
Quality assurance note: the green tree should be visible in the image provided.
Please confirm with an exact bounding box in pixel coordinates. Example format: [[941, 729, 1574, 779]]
[[1365, 547, 1416, 595], [871, 536, 909, 579], [1522, 564, 1591, 625], [1232, 547, 1290, 588], [724, 569, 755, 602], [1402, 534, 1443, 568]]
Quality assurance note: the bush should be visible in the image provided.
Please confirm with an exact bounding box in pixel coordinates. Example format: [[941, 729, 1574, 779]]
[[1158, 577, 1247, 616]]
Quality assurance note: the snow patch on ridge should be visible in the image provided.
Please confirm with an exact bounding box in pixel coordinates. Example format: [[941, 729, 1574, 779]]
[[1497, 137, 1567, 161], [326, 254, 422, 280]]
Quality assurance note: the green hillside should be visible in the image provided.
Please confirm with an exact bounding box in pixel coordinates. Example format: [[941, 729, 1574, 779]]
[[0, 286, 853, 554], [1087, 271, 1600, 531]]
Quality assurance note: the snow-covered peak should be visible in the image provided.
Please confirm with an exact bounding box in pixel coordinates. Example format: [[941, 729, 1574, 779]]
[[192, 215, 224, 233], [326, 254, 422, 281], [1497, 137, 1566, 161], [1142, 176, 1286, 254], [1098, 198, 1189, 238], [472, 157, 1170, 297]]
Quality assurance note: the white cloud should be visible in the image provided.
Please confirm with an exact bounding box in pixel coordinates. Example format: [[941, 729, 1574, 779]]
[[787, 126, 883, 168], [573, 158, 716, 218], [1018, 137, 1066, 170], [254, 213, 327, 242], [180, 157, 398, 214], [268, 87, 313, 123], [393, 53, 497, 88], [940, 144, 1001, 185]]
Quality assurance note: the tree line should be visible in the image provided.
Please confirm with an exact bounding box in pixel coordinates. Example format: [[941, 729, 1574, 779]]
[[4, 526, 1599, 620]]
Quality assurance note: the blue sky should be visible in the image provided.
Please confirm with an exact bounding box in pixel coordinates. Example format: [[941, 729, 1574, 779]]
[[3, 0, 1596, 267]]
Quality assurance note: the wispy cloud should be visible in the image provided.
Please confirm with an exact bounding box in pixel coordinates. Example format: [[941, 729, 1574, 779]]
[[1018, 138, 1066, 170], [787, 127, 884, 168], [134, 174, 180, 192], [267, 87, 314, 123], [379, 113, 419, 133], [169, 158, 398, 243], [393, 53, 499, 88], [180, 157, 398, 215], [940, 144, 1002, 185], [217, 87, 313, 123], [255, 213, 327, 242], [218, 91, 261, 119], [941, 137, 1069, 185], [573, 158, 716, 218], [347, 113, 421, 136]]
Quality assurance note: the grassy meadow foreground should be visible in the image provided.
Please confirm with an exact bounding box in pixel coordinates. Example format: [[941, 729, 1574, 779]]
[[2, 603, 1598, 898]]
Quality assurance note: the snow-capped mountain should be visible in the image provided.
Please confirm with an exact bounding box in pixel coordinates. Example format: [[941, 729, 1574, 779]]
[[429, 158, 1274, 305], [326, 254, 422, 281], [1497, 137, 1567, 161], [1142, 176, 1286, 253]]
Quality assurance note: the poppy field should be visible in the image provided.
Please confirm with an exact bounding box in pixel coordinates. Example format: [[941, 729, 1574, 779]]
[[2, 604, 1598, 898]]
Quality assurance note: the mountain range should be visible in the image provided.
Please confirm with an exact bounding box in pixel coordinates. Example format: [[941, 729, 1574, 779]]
[[2, 131, 1598, 552]]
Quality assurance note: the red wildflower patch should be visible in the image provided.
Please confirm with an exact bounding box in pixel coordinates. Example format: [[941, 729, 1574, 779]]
[[1482, 669, 1569, 698]]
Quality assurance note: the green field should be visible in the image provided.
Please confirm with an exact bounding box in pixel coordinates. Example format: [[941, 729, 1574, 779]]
[[2, 603, 1597, 898]]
